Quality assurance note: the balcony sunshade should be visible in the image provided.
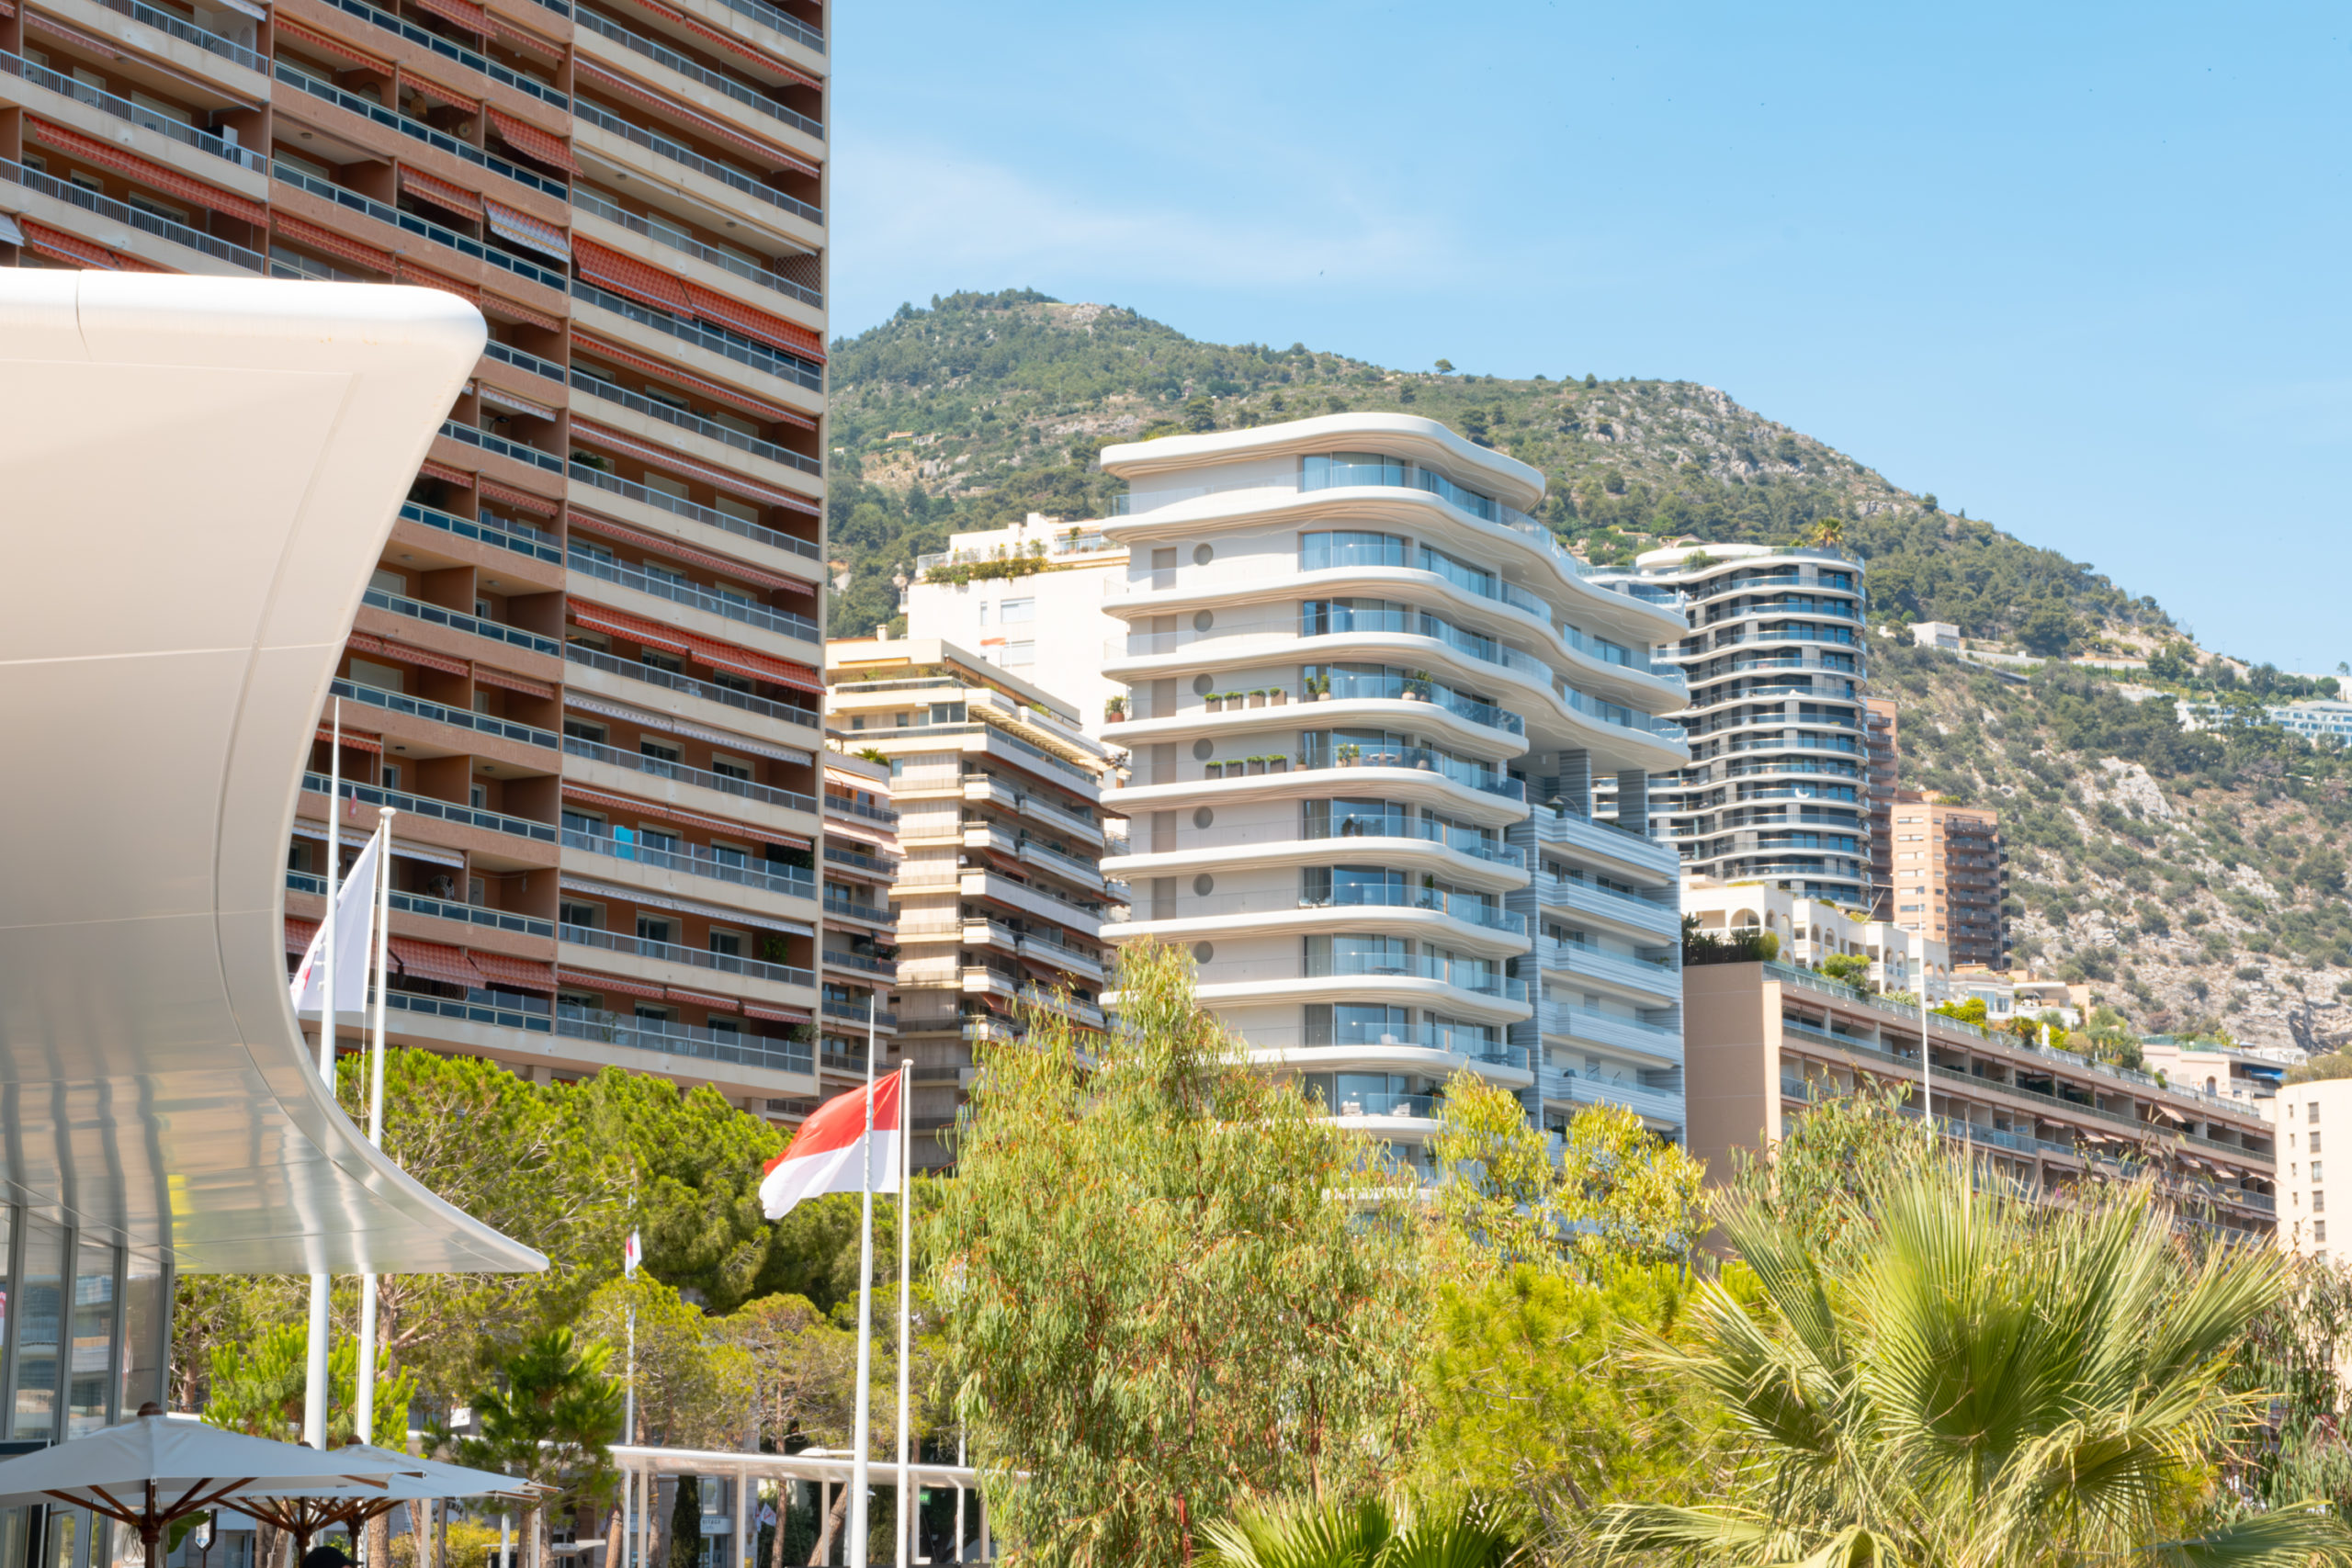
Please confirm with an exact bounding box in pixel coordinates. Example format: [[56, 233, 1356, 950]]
[[490, 17, 564, 62], [558, 875, 813, 935], [314, 725, 384, 752], [481, 383, 560, 421], [391, 936, 484, 987], [402, 69, 481, 113], [572, 419, 820, 514], [276, 213, 394, 275], [276, 17, 390, 73], [556, 965, 670, 1002], [621, 0, 822, 90], [576, 237, 690, 312], [288, 818, 464, 869], [410, 0, 488, 31], [17, 221, 159, 270], [665, 986, 738, 1010], [673, 628, 821, 694], [483, 196, 571, 261], [285, 914, 319, 955], [572, 333, 812, 429], [399, 260, 482, 306], [575, 62, 818, 180], [401, 167, 482, 220], [475, 664, 555, 699], [484, 291, 565, 333], [571, 601, 693, 655], [487, 107, 582, 175], [346, 629, 472, 679], [682, 281, 823, 362], [561, 783, 809, 849], [417, 457, 475, 487], [567, 511, 812, 595], [741, 1001, 809, 1024], [469, 952, 557, 993], [27, 120, 269, 227], [563, 695, 810, 764], [478, 477, 560, 514]]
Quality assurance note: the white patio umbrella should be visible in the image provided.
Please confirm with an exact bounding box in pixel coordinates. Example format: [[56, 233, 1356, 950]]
[[236, 1443, 546, 1559], [0, 1409, 412, 1558]]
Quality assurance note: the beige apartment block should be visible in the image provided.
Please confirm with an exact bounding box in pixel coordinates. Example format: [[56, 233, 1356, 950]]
[[2272, 1077, 2351, 1258], [1889, 793, 2008, 968]]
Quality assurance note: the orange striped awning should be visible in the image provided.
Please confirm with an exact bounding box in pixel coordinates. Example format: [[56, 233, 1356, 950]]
[[575, 62, 819, 180], [18, 220, 158, 272], [482, 196, 570, 260], [566, 512, 813, 596], [742, 1001, 809, 1025], [489, 16, 564, 61], [562, 784, 810, 848], [487, 107, 582, 176], [276, 213, 394, 275], [571, 333, 813, 430], [678, 629, 820, 694], [400, 166, 482, 220], [571, 602, 693, 656], [484, 291, 565, 333], [391, 937, 483, 988], [276, 17, 391, 73], [410, 0, 488, 31], [27, 120, 268, 227], [575, 236, 689, 313], [571, 420, 820, 515], [347, 630, 472, 679], [399, 260, 482, 306], [317, 726, 386, 752], [479, 478, 560, 515], [665, 986, 740, 1011], [417, 458, 475, 487], [285, 915, 319, 955], [469, 951, 558, 993], [402, 68, 481, 113], [557, 966, 668, 1003], [683, 281, 823, 362], [615, 0, 818, 85], [475, 665, 555, 699]]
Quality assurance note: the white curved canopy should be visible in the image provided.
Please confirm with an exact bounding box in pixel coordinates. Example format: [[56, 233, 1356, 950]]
[[0, 274, 545, 1277]]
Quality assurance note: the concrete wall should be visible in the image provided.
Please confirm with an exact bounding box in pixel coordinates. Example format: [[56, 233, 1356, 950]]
[[1682, 962, 1782, 1189]]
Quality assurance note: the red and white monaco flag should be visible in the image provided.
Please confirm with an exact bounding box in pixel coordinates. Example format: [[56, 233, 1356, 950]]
[[760, 1071, 901, 1220]]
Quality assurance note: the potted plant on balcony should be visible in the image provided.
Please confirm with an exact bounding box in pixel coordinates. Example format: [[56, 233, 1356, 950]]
[[1404, 669, 1434, 701], [1205, 692, 1226, 714], [1247, 755, 1268, 775], [1338, 743, 1361, 768], [1104, 694, 1126, 724], [1248, 689, 1268, 709], [1269, 754, 1289, 773], [1309, 674, 1333, 702], [1270, 687, 1288, 706]]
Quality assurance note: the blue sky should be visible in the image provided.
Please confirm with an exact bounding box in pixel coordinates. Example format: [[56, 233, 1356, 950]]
[[831, 2, 2351, 673]]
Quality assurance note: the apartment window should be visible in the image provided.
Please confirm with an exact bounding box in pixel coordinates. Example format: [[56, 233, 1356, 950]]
[[709, 930, 744, 957], [369, 568, 406, 595], [641, 739, 683, 766], [1000, 598, 1036, 624], [712, 755, 752, 781], [2317, 1190, 2328, 1214], [2315, 1132, 2325, 1153], [642, 650, 684, 674], [560, 900, 603, 930], [564, 720, 607, 744], [2314, 1102, 2324, 1124], [634, 1004, 674, 1025], [635, 914, 675, 945], [2317, 1163, 2327, 1183], [349, 658, 405, 694], [380, 763, 401, 791], [1002, 642, 1036, 667], [2320, 1221, 2330, 1244]]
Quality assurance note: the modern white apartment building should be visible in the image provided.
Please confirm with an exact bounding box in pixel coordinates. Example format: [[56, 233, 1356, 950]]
[[906, 514, 1130, 733], [1092, 414, 1694, 1167], [1679, 878, 1942, 996], [2178, 697, 2352, 746], [1603, 542, 1872, 903]]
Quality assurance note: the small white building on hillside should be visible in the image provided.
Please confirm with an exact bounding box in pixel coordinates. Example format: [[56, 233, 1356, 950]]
[[1680, 878, 1943, 996]]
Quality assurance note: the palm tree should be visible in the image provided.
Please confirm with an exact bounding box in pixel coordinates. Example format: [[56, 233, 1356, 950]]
[[1204, 1494, 1519, 1568], [1808, 516, 1847, 548], [1600, 1160, 2350, 1567]]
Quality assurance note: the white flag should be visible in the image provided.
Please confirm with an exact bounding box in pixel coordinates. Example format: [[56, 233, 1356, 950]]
[[624, 1229, 641, 1279], [290, 828, 383, 1020]]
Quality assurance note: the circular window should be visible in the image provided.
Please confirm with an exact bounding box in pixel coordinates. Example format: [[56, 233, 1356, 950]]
[[1192, 739, 1214, 761], [1192, 673, 1215, 696], [1193, 543, 1215, 567], [1193, 807, 1215, 829], [1192, 941, 1215, 964], [1193, 609, 1215, 634], [1193, 874, 1216, 897]]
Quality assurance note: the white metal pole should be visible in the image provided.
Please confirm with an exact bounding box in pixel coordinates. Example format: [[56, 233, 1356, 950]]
[[849, 1004, 878, 1565], [624, 1305, 637, 1568], [895, 1062, 911, 1568], [954, 1433, 965, 1567], [356, 809, 394, 1449], [733, 1464, 747, 1568], [1921, 984, 1933, 1127], [304, 697, 342, 1450]]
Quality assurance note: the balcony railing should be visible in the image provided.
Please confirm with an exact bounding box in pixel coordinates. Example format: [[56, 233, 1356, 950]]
[[568, 276, 824, 392], [287, 870, 556, 937], [569, 367, 821, 476], [6, 51, 265, 169], [1300, 884, 1527, 936], [570, 186, 821, 309], [822, 997, 899, 1028], [400, 501, 562, 564], [443, 420, 566, 475], [91, 0, 265, 72], [279, 164, 570, 288], [485, 340, 568, 384], [387, 988, 553, 1032], [825, 792, 899, 825], [320, 0, 569, 107], [330, 676, 560, 751], [568, 547, 819, 644], [561, 828, 815, 899], [824, 842, 898, 875], [821, 893, 891, 924], [0, 158, 265, 272], [564, 642, 818, 728], [700, 0, 823, 52], [274, 63, 568, 197], [305, 773, 558, 842], [567, 458, 822, 561], [574, 6, 823, 139], [364, 586, 562, 657], [1536, 940, 1679, 994], [571, 97, 820, 225], [560, 921, 812, 987], [562, 735, 815, 812], [822, 947, 895, 977], [557, 1004, 812, 1074]]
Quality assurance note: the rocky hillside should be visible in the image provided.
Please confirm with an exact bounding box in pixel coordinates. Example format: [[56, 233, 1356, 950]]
[[820, 289, 2350, 1048]]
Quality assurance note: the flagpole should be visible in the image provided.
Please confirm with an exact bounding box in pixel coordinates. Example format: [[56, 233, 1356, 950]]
[[355, 807, 395, 1455], [304, 697, 341, 1450], [848, 1001, 878, 1564], [895, 1060, 911, 1568]]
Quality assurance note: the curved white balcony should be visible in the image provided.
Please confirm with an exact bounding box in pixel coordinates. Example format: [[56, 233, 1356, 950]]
[[1115, 751, 1529, 826], [1107, 818, 1528, 896], [1538, 1001, 1685, 1066], [1109, 949, 1532, 1025], [1114, 690, 1525, 761], [1532, 938, 1682, 1005], [1107, 885, 1528, 961], [1530, 872, 1680, 938], [1244, 1039, 1533, 1090]]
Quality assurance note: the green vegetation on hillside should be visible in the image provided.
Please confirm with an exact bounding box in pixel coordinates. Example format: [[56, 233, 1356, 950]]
[[826, 289, 2166, 646]]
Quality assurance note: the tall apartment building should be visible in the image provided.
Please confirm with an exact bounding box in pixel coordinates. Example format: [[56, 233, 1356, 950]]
[[1603, 543, 1871, 905], [1888, 793, 2008, 968], [1864, 694, 1899, 915], [1091, 414, 1694, 1170], [816, 746, 899, 1109], [1685, 961, 2277, 1245], [2272, 1077, 2343, 1259], [825, 637, 1125, 1168], [906, 514, 1131, 735], [9, 0, 842, 1117]]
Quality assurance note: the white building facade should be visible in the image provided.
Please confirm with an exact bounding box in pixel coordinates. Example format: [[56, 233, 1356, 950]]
[[905, 516, 1131, 735], [1093, 415, 1694, 1167]]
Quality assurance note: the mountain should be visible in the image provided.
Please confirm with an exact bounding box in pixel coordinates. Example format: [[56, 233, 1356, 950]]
[[821, 289, 2352, 1051]]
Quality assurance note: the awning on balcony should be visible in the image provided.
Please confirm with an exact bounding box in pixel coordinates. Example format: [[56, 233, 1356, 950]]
[[477, 477, 559, 515], [558, 874, 814, 936], [400, 168, 482, 221], [681, 282, 823, 363], [665, 986, 738, 1011], [571, 333, 813, 429], [488, 107, 581, 175], [575, 236, 692, 313], [571, 419, 820, 515], [484, 291, 566, 334], [619, 0, 822, 89], [410, 0, 487, 32], [17, 220, 156, 272], [562, 783, 808, 849], [314, 725, 384, 753], [481, 383, 559, 422], [475, 664, 554, 700], [277, 214, 394, 276], [346, 629, 471, 679], [397, 260, 481, 308], [570, 601, 694, 656], [574, 62, 819, 180], [288, 818, 465, 869], [483, 197, 571, 262], [417, 458, 474, 487], [275, 17, 390, 73], [469, 952, 558, 993], [563, 694, 811, 765], [391, 936, 483, 987], [676, 628, 821, 694], [567, 510, 814, 595], [557, 965, 669, 1002], [402, 68, 481, 114], [26, 120, 268, 227], [742, 1001, 810, 1025]]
